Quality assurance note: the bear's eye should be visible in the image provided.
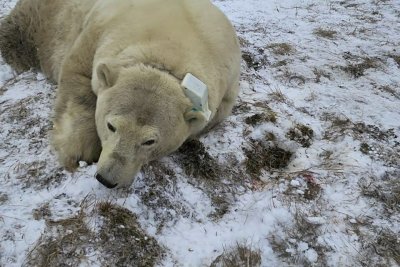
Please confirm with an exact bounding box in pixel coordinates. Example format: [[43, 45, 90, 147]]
[[107, 122, 116, 132], [142, 139, 156, 146]]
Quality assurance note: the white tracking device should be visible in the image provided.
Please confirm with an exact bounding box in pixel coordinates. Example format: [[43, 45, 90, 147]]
[[181, 73, 212, 121]]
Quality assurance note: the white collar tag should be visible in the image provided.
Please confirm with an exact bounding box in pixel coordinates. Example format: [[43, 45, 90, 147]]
[[181, 73, 212, 121]]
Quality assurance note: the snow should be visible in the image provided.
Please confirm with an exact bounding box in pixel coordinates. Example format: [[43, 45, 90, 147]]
[[1, 0, 400, 266], [304, 248, 318, 263]]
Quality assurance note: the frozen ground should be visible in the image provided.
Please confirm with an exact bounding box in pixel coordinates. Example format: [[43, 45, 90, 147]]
[[0, 0, 399, 266]]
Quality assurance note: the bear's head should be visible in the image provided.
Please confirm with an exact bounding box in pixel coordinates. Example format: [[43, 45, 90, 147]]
[[92, 62, 207, 188]]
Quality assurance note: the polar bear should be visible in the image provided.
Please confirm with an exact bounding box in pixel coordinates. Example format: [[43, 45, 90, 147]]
[[0, 0, 241, 188]]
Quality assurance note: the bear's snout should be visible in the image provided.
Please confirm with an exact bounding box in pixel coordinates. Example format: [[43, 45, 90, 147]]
[[95, 173, 118, 189]]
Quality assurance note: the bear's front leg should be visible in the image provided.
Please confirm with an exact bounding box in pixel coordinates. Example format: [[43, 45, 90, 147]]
[[51, 72, 101, 171]]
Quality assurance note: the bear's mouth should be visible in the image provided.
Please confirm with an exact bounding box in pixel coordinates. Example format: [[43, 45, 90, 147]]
[[95, 173, 118, 189]]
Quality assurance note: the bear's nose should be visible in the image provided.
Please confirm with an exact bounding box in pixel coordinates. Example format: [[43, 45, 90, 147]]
[[96, 173, 118, 189]]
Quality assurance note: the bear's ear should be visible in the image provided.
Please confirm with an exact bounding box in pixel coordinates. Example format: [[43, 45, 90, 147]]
[[96, 63, 117, 89], [184, 109, 207, 133]]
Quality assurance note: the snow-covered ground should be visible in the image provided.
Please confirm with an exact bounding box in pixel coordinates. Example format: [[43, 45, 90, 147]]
[[1, 0, 399, 266]]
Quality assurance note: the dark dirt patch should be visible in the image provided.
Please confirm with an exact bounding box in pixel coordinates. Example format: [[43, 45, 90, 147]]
[[359, 142, 371, 154], [267, 43, 294, 55], [0, 192, 8, 204], [313, 28, 337, 39], [244, 137, 292, 177], [286, 124, 314, 148], [97, 203, 164, 267], [210, 244, 261, 267], [304, 177, 322, 201], [245, 110, 277, 126], [341, 57, 380, 78]]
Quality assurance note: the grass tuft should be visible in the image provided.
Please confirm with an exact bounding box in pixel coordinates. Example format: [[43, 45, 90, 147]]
[[313, 28, 337, 39], [359, 170, 400, 214], [245, 109, 277, 126], [267, 43, 294, 55], [210, 243, 262, 267], [341, 58, 380, 78], [244, 137, 292, 177], [286, 124, 314, 148], [97, 203, 164, 267], [177, 140, 222, 180]]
